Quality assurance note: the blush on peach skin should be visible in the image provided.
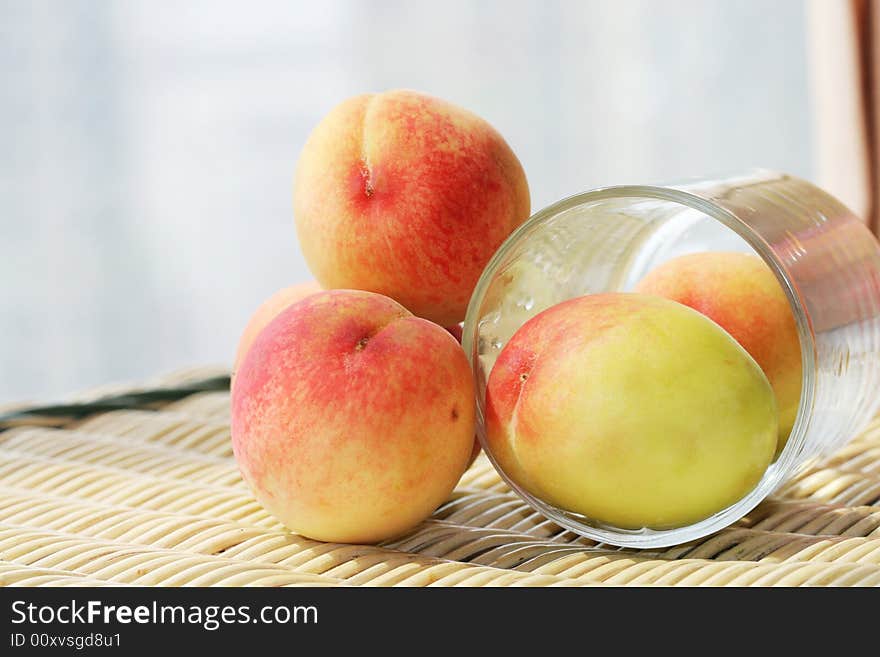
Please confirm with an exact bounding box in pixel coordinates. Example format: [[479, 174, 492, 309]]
[[232, 281, 322, 382], [231, 289, 476, 544], [293, 90, 530, 326]]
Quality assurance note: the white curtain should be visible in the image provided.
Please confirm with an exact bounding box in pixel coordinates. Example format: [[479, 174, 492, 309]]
[[1, 0, 812, 401]]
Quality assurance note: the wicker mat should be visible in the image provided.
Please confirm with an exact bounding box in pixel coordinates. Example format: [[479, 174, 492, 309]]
[[1, 366, 879, 587]]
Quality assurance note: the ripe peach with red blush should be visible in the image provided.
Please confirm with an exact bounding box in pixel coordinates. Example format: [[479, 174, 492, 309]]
[[231, 289, 475, 543], [485, 293, 778, 529], [293, 90, 530, 326], [636, 252, 802, 451]]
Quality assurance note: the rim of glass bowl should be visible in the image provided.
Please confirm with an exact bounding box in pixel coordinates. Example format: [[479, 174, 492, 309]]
[[462, 184, 815, 548]]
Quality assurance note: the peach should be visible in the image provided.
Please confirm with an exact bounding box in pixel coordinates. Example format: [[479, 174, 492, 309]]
[[231, 289, 475, 543], [445, 321, 480, 467], [486, 293, 777, 529], [232, 281, 322, 381], [635, 252, 802, 450], [293, 90, 530, 326]]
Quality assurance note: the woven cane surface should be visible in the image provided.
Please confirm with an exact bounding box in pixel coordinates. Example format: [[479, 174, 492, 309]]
[[1, 367, 879, 587]]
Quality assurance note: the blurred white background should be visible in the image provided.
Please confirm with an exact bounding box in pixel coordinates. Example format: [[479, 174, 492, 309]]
[[1, 0, 812, 402]]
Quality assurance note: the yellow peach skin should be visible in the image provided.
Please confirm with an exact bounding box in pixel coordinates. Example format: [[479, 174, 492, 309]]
[[635, 252, 802, 451], [231, 289, 475, 543], [485, 293, 778, 529], [293, 89, 530, 326], [232, 281, 322, 382]]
